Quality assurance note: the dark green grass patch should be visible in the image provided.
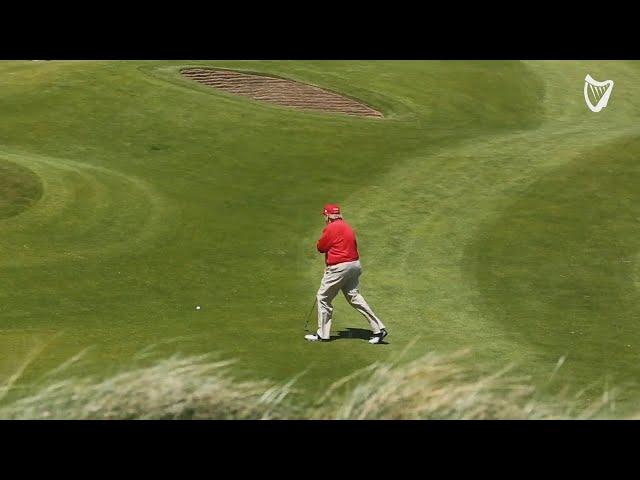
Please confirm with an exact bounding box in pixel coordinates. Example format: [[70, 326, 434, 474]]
[[0, 159, 43, 219], [468, 136, 640, 409]]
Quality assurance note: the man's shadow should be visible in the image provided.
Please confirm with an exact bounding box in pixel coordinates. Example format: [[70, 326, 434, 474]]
[[330, 327, 389, 344]]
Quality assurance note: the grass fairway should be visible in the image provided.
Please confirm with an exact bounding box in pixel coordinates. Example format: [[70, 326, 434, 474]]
[[1, 60, 640, 415]]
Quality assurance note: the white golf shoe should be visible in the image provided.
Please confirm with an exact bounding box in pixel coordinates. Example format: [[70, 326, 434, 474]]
[[304, 333, 328, 342], [368, 329, 388, 344]]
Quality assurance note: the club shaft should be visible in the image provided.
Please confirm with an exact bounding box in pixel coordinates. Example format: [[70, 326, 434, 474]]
[[304, 298, 317, 331]]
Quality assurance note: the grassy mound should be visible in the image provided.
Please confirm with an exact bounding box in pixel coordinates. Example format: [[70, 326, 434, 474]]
[[0, 159, 42, 219]]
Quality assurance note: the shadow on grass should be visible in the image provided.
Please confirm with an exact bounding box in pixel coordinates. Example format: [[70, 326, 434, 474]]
[[330, 327, 389, 344]]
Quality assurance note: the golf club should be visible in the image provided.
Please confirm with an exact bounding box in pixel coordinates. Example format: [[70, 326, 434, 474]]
[[304, 297, 317, 332]]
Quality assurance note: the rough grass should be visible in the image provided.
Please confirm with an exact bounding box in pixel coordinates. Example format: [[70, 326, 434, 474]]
[[0, 354, 299, 420], [0, 347, 620, 420]]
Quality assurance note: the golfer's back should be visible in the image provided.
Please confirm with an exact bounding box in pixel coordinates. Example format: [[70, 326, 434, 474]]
[[322, 219, 359, 266]]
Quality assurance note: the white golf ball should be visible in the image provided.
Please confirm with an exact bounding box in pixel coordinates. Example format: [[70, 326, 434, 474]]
[[196, 305, 201, 310]]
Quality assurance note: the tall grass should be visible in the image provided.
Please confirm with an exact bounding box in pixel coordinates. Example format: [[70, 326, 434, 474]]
[[0, 347, 620, 420], [312, 350, 613, 419], [0, 355, 299, 420]]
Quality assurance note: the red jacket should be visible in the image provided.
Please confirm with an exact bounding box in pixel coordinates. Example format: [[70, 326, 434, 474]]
[[316, 219, 360, 266]]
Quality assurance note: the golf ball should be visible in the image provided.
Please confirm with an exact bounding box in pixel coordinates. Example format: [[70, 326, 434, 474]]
[[196, 305, 201, 310]]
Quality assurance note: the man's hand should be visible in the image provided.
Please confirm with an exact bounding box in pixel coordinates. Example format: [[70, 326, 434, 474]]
[[317, 227, 331, 253]]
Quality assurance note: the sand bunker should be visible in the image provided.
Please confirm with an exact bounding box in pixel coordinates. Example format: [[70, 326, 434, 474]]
[[181, 68, 383, 118]]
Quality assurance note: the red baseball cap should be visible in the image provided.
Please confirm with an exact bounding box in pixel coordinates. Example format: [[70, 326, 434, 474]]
[[323, 204, 340, 215]]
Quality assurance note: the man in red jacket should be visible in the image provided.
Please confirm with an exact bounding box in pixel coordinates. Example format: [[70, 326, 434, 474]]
[[305, 204, 388, 344]]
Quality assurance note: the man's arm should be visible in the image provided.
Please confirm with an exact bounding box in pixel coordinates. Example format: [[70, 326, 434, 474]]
[[316, 227, 333, 253]]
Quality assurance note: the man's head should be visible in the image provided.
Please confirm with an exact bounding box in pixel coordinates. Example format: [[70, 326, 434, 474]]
[[323, 203, 342, 223]]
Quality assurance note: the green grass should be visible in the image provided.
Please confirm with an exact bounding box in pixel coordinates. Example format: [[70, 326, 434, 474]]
[[0, 159, 43, 219], [1, 60, 640, 415]]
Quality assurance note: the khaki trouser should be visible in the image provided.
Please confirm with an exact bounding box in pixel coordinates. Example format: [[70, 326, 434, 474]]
[[316, 260, 386, 339]]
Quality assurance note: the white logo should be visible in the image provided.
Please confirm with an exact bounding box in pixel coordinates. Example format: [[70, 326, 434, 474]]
[[584, 74, 614, 112]]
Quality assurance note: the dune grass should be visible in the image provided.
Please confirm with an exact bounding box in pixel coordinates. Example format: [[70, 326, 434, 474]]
[[0, 346, 619, 420]]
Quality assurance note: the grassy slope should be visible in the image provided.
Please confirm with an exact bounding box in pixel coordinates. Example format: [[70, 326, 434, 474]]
[[1, 60, 639, 412]]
